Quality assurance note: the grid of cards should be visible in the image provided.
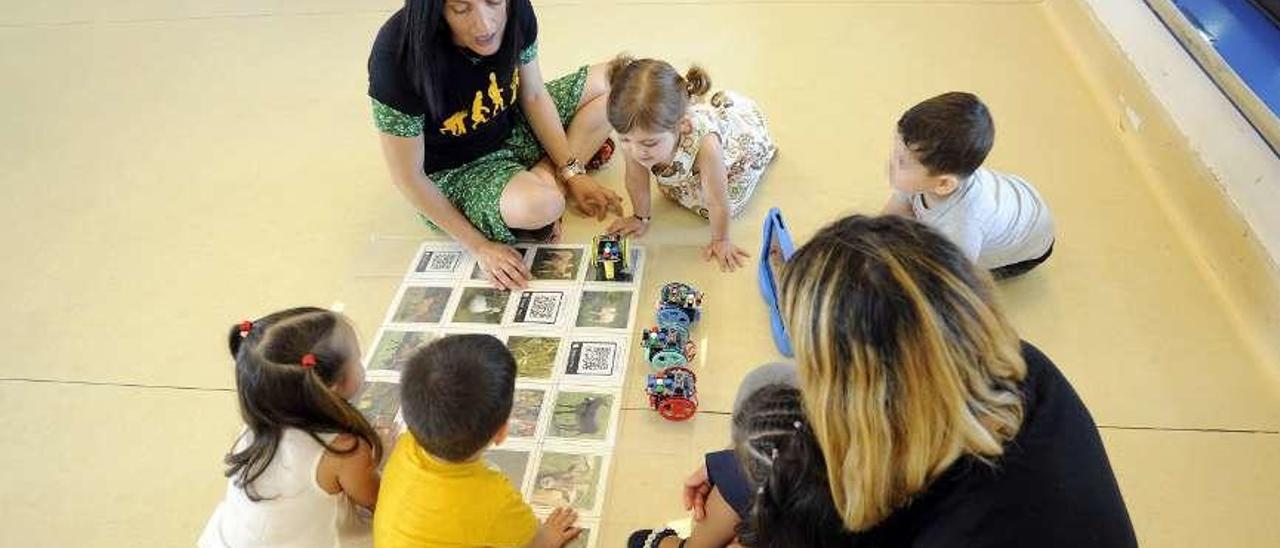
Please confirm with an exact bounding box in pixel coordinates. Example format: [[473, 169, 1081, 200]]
[[353, 241, 645, 534]]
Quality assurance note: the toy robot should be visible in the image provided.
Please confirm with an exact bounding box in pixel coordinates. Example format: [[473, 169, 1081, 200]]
[[645, 366, 698, 421], [640, 325, 698, 369], [592, 234, 633, 282], [656, 282, 704, 330]]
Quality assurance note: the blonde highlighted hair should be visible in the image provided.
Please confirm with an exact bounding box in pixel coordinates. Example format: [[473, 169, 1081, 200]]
[[780, 215, 1027, 531], [606, 55, 711, 134]]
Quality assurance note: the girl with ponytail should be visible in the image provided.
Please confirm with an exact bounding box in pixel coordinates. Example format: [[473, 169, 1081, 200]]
[[199, 307, 383, 548], [605, 56, 777, 272]]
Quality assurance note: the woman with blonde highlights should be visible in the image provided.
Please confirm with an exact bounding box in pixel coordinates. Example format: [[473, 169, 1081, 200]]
[[649, 215, 1135, 548], [775, 214, 1135, 545], [780, 213, 1029, 529]]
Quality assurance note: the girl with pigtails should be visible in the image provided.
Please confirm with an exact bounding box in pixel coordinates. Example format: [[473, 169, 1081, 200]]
[[605, 56, 777, 272], [199, 307, 382, 548]]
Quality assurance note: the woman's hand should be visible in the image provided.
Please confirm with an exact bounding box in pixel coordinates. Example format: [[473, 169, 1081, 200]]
[[682, 463, 712, 521], [472, 240, 530, 290], [607, 215, 650, 238], [704, 238, 750, 272], [565, 174, 622, 221]]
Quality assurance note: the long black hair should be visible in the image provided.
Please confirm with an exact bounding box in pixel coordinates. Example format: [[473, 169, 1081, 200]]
[[398, 0, 530, 119], [734, 384, 854, 548], [225, 307, 383, 501]]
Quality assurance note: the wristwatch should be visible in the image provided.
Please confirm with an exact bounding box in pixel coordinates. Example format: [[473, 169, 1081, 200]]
[[633, 214, 651, 224], [559, 157, 585, 181]]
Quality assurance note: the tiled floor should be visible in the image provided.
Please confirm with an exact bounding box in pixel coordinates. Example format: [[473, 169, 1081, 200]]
[[2, 1, 1278, 546]]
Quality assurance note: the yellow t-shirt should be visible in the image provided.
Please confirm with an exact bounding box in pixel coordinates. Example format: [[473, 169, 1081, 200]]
[[374, 434, 538, 548]]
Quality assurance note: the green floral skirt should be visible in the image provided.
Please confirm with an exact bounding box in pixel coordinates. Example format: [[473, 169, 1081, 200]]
[[425, 66, 589, 243]]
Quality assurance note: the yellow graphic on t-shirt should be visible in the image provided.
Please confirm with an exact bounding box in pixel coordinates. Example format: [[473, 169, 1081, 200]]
[[471, 92, 491, 128], [488, 73, 506, 112], [435, 71, 519, 137], [441, 111, 468, 136]]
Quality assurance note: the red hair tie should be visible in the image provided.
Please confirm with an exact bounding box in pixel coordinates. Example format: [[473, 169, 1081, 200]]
[[300, 353, 317, 369], [238, 320, 253, 337]]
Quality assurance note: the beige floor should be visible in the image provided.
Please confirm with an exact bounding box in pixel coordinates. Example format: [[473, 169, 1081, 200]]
[[2, 0, 1279, 546]]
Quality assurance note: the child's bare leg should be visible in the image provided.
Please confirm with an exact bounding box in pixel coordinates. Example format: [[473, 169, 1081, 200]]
[[659, 487, 741, 548]]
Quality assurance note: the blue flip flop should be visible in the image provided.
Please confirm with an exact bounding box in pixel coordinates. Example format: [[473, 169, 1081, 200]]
[[758, 207, 796, 357]]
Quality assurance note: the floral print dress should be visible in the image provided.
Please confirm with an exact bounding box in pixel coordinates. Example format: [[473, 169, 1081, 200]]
[[650, 91, 777, 219]]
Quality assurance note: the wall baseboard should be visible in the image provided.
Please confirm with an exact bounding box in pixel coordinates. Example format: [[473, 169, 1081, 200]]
[[1043, 0, 1280, 372]]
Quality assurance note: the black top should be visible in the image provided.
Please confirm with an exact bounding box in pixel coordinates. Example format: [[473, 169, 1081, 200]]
[[714, 342, 1137, 547], [368, 7, 538, 173], [849, 342, 1137, 547]]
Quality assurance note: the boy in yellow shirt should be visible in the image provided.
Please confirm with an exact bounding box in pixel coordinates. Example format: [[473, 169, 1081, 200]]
[[375, 334, 581, 548]]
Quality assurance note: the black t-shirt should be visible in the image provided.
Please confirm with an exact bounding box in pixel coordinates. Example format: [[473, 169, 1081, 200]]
[[720, 342, 1137, 547], [847, 342, 1138, 547], [368, 7, 538, 173]]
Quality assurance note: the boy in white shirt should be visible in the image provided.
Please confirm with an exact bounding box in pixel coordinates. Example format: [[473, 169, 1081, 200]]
[[882, 92, 1055, 279]]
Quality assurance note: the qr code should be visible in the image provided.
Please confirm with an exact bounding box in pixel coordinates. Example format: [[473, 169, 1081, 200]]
[[418, 251, 462, 273], [570, 342, 616, 376], [519, 292, 563, 324]]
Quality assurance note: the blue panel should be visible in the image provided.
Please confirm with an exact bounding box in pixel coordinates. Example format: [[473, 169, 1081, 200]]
[[1171, 0, 1280, 115]]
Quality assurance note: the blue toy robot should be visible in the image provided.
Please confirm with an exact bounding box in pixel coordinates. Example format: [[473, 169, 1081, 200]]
[[641, 325, 698, 369], [656, 282, 704, 330]]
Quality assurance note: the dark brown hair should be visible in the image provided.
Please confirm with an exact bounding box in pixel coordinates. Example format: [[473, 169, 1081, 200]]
[[897, 91, 994, 177], [734, 384, 853, 548], [400, 334, 516, 462], [606, 56, 711, 133], [225, 307, 383, 501], [399, 0, 531, 119]]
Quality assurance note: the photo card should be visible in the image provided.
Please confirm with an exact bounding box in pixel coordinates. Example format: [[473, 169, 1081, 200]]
[[387, 284, 453, 325], [484, 445, 534, 494], [506, 334, 562, 380], [508, 384, 551, 441], [365, 328, 439, 372], [530, 447, 610, 516], [529, 246, 585, 282], [545, 386, 620, 446], [450, 286, 512, 325], [353, 380, 402, 456], [574, 289, 636, 331]]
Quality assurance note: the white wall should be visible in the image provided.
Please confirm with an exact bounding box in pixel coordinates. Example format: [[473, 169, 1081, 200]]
[[1077, 0, 1280, 268]]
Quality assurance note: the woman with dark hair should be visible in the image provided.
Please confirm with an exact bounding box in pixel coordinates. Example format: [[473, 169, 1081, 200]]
[[369, 0, 620, 290], [633, 215, 1137, 547]]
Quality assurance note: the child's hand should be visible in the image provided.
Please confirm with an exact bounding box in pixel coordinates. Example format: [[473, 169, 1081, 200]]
[[682, 463, 712, 521], [704, 239, 750, 272], [529, 507, 581, 548], [607, 215, 650, 238]]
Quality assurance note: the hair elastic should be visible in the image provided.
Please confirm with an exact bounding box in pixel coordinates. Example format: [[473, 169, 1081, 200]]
[[300, 354, 317, 369], [238, 320, 253, 337]]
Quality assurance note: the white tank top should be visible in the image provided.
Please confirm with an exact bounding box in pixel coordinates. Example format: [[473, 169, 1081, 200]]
[[198, 428, 372, 548]]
